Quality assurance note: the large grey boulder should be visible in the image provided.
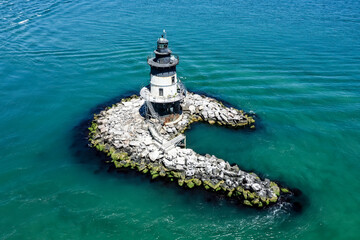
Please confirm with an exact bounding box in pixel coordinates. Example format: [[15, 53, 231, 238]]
[[130, 141, 140, 147], [149, 150, 160, 162], [189, 105, 196, 114], [251, 183, 261, 192], [175, 156, 185, 165]]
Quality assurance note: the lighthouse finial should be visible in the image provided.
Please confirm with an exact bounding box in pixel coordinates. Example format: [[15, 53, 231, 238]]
[[163, 29, 166, 39]]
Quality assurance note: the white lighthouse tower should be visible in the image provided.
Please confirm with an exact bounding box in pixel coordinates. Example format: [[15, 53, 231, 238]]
[[140, 31, 186, 123]]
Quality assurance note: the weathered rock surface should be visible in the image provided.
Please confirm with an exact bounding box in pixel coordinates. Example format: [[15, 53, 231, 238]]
[[88, 92, 289, 208]]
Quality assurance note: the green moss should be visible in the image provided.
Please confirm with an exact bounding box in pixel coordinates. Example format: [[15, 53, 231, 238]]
[[171, 171, 181, 179], [186, 181, 195, 189], [178, 179, 184, 187], [273, 186, 280, 196], [269, 181, 280, 196], [113, 160, 123, 168], [270, 181, 277, 187], [110, 152, 119, 160], [120, 152, 129, 160], [152, 173, 159, 179], [130, 94, 139, 99], [203, 180, 216, 190], [159, 171, 166, 177], [130, 162, 136, 169], [193, 178, 202, 186], [88, 122, 98, 133], [152, 166, 160, 173], [138, 164, 146, 172], [247, 192, 255, 200], [243, 200, 253, 207], [150, 169, 158, 176], [111, 151, 129, 161], [109, 147, 115, 155], [235, 190, 242, 197], [243, 190, 248, 199], [237, 186, 244, 192], [96, 144, 105, 152], [214, 180, 224, 190], [269, 196, 278, 203], [281, 188, 290, 193]]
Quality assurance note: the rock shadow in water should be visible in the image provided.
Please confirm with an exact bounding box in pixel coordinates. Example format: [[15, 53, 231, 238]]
[[70, 90, 305, 214]]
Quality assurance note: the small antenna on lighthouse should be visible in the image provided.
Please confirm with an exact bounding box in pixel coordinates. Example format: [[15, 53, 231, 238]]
[[163, 29, 166, 39]]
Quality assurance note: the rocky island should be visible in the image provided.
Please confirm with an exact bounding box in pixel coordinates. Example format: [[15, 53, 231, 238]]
[[88, 33, 290, 208]]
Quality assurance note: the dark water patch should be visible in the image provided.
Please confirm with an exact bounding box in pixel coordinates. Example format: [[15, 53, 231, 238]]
[[69, 90, 138, 168], [185, 120, 257, 139], [278, 187, 308, 214]]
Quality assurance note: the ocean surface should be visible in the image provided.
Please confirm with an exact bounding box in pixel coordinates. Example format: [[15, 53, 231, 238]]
[[1, 0, 360, 239]]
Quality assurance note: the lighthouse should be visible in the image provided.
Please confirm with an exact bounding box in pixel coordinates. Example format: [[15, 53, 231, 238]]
[[140, 31, 186, 123]]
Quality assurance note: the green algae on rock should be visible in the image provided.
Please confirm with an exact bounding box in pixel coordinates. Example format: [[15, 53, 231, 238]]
[[88, 93, 290, 208]]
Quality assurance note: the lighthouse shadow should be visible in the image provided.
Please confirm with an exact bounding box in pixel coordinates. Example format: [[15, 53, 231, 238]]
[[139, 103, 147, 118]]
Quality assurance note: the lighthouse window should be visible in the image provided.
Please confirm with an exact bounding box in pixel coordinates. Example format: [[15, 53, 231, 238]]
[[172, 76, 175, 84], [159, 88, 163, 96]]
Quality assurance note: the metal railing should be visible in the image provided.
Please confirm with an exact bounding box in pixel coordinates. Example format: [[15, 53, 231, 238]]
[[147, 53, 179, 61], [145, 100, 160, 119]]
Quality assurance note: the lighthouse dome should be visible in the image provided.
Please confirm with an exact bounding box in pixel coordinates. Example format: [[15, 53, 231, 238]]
[[157, 37, 168, 43], [157, 37, 169, 53]]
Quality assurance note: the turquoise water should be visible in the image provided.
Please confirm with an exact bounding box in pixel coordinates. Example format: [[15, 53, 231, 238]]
[[1, 0, 360, 239]]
